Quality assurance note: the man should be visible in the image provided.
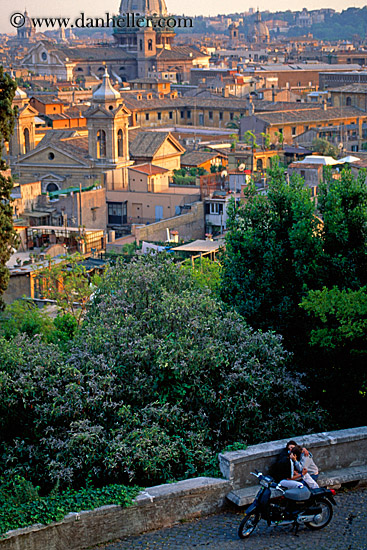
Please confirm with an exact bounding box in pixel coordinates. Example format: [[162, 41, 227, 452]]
[[272, 440, 297, 482]]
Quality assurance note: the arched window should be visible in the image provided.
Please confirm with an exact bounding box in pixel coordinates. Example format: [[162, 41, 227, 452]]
[[24, 128, 30, 153], [256, 158, 263, 172], [346, 96, 352, 106], [46, 182, 59, 193], [118, 129, 123, 157], [97, 129, 106, 158], [148, 39, 153, 51]]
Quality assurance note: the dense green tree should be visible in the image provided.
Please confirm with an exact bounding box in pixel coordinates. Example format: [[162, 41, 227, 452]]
[[221, 163, 367, 426], [318, 167, 367, 289], [0, 67, 18, 303], [221, 163, 324, 339], [312, 138, 338, 159], [0, 256, 325, 489], [300, 286, 367, 426]]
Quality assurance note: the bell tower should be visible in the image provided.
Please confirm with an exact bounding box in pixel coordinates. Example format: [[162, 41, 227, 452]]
[[9, 87, 37, 162], [85, 68, 133, 187]]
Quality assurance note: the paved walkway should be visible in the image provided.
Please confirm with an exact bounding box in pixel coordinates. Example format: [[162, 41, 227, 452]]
[[93, 487, 367, 550]]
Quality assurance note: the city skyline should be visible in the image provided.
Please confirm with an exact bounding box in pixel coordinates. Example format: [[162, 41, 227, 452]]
[[1, 0, 367, 33]]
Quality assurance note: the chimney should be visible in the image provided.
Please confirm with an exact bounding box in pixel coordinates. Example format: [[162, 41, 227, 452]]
[[222, 87, 229, 98], [323, 99, 328, 111]]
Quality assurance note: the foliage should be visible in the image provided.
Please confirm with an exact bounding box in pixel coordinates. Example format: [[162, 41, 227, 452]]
[[221, 162, 324, 338], [243, 131, 258, 150], [221, 162, 367, 427], [0, 257, 325, 490], [0, 475, 140, 535], [0, 300, 78, 349], [0, 299, 53, 340], [37, 254, 101, 324], [312, 138, 338, 159], [173, 166, 205, 185], [318, 167, 367, 289], [0, 67, 18, 303], [299, 286, 367, 425], [300, 286, 367, 352], [260, 132, 271, 150], [180, 257, 222, 294]]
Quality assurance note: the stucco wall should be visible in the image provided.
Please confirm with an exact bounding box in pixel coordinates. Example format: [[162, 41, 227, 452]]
[[134, 202, 204, 243]]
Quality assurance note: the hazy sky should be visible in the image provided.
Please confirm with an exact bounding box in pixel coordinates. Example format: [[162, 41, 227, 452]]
[[1, 0, 366, 34]]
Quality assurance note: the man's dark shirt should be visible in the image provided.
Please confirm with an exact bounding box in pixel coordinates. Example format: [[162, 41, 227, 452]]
[[272, 448, 292, 482]]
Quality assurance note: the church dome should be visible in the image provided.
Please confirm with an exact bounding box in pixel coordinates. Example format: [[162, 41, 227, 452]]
[[119, 0, 167, 16], [23, 10, 35, 29], [93, 68, 121, 102], [249, 10, 270, 44], [14, 87, 27, 99]]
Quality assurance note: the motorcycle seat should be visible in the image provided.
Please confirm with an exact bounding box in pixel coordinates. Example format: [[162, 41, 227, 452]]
[[284, 486, 311, 501]]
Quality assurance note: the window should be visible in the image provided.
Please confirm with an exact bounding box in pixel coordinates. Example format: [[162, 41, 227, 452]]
[[148, 39, 153, 51], [96, 129, 106, 158], [108, 202, 126, 225], [209, 202, 223, 214], [292, 126, 296, 136], [187, 110, 191, 119], [230, 113, 234, 120], [157, 112, 162, 120], [145, 113, 150, 121], [24, 128, 30, 153], [209, 111, 213, 120], [346, 97, 352, 106], [118, 129, 123, 157], [46, 182, 58, 193], [169, 111, 173, 119], [180, 111, 185, 118], [140, 39, 143, 51], [219, 112, 223, 121], [48, 152, 55, 160]]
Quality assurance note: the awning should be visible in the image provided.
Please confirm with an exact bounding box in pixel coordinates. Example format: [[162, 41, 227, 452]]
[[172, 239, 224, 253]]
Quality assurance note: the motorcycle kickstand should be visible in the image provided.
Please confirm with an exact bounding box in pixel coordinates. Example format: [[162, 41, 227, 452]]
[[292, 521, 300, 536]]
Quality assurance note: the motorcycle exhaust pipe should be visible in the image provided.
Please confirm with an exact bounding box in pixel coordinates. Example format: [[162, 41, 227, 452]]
[[297, 514, 321, 524]]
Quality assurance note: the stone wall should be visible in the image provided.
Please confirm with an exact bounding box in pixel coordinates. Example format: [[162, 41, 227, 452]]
[[1, 427, 367, 550], [0, 478, 231, 550], [219, 426, 367, 491]]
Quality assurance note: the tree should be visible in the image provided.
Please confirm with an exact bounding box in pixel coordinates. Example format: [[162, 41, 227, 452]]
[[260, 131, 271, 150], [0, 256, 325, 489], [300, 286, 367, 426], [318, 167, 367, 289], [243, 130, 258, 151], [0, 67, 18, 304], [37, 254, 101, 324], [221, 162, 324, 339], [312, 137, 338, 159]]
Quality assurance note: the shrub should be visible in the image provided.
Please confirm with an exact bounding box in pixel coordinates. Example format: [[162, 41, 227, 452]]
[[0, 475, 140, 535]]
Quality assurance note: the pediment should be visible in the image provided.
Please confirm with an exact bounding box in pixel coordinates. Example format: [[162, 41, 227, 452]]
[[155, 136, 185, 158], [18, 105, 39, 118], [17, 144, 89, 167], [40, 173, 65, 181]]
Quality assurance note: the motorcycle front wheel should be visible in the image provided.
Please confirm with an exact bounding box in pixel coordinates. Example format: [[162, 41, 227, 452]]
[[238, 511, 259, 539], [305, 498, 333, 530]]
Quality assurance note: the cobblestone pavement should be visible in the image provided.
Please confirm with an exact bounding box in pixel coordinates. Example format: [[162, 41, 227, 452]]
[[93, 487, 367, 550]]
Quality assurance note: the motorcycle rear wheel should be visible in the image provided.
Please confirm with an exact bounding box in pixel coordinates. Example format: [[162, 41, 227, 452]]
[[305, 498, 333, 530], [238, 511, 259, 539]]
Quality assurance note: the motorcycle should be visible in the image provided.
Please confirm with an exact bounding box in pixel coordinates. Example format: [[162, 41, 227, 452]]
[[238, 471, 336, 539]]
